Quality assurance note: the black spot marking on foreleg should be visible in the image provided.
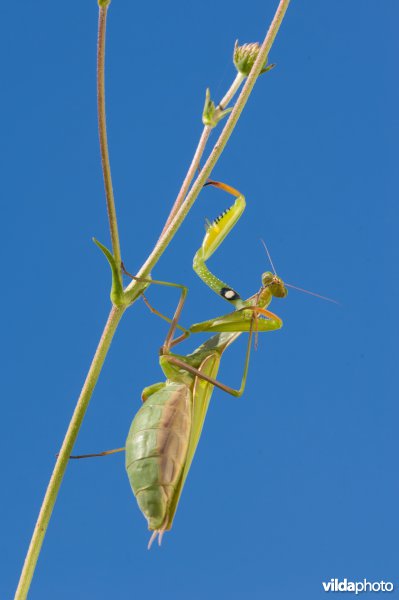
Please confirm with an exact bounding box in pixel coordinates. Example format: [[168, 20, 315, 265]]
[[220, 287, 241, 302]]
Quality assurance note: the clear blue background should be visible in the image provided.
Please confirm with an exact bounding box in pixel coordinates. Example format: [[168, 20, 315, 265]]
[[1, 1, 398, 598]]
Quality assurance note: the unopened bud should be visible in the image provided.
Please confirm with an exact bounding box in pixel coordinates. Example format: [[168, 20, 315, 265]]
[[233, 41, 274, 76]]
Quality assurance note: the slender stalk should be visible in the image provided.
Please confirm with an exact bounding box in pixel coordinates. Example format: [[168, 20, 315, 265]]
[[97, 6, 122, 271], [160, 126, 212, 236], [160, 72, 245, 238], [15, 1, 291, 596], [218, 71, 245, 110], [15, 305, 125, 600]]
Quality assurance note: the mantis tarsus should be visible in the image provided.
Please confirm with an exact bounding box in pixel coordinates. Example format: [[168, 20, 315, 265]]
[[73, 181, 288, 548]]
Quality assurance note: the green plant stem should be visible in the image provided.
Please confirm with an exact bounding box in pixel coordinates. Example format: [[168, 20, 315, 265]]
[[160, 126, 212, 236], [15, 306, 125, 600], [218, 71, 245, 109], [160, 73, 245, 238], [98, 6, 122, 272], [15, 1, 291, 597]]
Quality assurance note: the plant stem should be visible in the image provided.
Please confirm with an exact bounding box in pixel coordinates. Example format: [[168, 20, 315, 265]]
[[218, 71, 245, 109], [159, 126, 212, 237], [15, 305, 125, 600], [98, 6, 122, 272], [159, 72, 245, 239]]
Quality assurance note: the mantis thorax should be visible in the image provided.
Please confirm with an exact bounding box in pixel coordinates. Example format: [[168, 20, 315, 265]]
[[159, 354, 193, 387]]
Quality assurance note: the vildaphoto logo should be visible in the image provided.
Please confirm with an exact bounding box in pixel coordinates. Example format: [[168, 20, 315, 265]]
[[322, 579, 394, 594]]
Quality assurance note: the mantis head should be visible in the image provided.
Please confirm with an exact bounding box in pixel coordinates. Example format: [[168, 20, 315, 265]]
[[261, 271, 288, 298], [259, 240, 287, 299]]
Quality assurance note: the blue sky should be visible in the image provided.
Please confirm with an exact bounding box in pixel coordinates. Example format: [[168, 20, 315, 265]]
[[1, 1, 398, 598]]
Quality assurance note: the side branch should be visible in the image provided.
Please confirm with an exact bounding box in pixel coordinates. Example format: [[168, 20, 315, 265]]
[[97, 6, 122, 270], [159, 73, 245, 239]]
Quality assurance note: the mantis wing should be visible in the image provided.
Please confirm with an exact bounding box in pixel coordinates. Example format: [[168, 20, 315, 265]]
[[164, 351, 222, 530]]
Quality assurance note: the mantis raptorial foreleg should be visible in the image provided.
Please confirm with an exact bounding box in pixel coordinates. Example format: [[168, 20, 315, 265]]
[[193, 180, 246, 310], [190, 179, 287, 335]]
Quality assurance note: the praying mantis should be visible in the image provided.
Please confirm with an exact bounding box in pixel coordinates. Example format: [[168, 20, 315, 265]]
[[75, 181, 288, 548]]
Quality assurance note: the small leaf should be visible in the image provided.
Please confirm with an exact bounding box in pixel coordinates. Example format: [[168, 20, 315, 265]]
[[260, 63, 276, 75], [93, 238, 124, 306], [202, 88, 233, 128]]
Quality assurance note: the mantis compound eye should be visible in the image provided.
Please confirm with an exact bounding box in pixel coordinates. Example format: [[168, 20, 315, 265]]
[[271, 282, 288, 298], [262, 272, 287, 298], [270, 275, 288, 298], [261, 271, 275, 287]]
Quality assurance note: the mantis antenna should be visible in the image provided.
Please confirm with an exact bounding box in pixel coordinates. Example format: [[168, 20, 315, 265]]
[[260, 238, 277, 275], [259, 238, 338, 305], [284, 283, 339, 305]]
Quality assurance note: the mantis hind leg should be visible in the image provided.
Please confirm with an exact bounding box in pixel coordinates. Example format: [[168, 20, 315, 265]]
[[141, 293, 189, 339], [121, 265, 191, 351], [66, 448, 125, 459]]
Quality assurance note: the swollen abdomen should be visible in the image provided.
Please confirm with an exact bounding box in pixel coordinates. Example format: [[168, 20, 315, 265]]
[[125, 383, 191, 530]]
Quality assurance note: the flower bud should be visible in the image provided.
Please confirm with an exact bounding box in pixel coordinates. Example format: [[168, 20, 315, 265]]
[[233, 41, 274, 76]]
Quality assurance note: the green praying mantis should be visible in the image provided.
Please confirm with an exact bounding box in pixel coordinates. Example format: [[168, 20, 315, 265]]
[[73, 181, 289, 548]]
